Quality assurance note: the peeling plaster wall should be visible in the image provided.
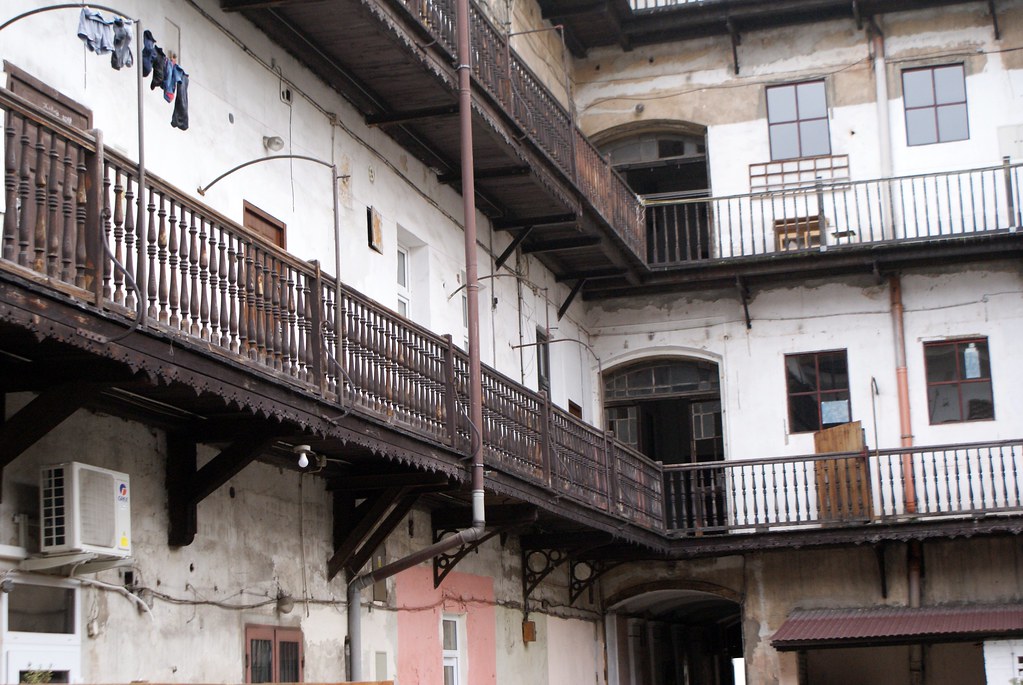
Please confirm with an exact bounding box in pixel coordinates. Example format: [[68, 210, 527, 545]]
[[588, 264, 1023, 458]]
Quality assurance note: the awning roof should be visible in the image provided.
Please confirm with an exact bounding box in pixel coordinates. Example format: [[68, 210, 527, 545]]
[[772, 605, 1023, 651]]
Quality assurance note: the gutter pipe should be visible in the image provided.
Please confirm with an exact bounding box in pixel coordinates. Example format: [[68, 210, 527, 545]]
[[348, 0, 486, 675], [889, 275, 916, 513]]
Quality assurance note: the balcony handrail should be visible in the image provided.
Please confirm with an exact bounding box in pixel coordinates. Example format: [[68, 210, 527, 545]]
[[0, 87, 663, 532]]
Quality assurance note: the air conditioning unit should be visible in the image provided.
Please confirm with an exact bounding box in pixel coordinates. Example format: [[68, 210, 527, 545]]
[[40, 463, 131, 559]]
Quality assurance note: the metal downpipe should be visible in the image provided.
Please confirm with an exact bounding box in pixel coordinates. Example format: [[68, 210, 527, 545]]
[[348, 0, 485, 675], [889, 275, 917, 513]]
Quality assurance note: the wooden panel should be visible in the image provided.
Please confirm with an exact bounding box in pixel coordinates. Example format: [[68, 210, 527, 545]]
[[814, 421, 872, 521]]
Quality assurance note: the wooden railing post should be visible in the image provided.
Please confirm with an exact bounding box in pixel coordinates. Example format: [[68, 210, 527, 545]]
[[442, 334, 459, 448], [604, 431, 619, 513], [1003, 156, 1018, 229], [310, 260, 325, 396], [86, 129, 104, 304], [540, 390, 552, 487]]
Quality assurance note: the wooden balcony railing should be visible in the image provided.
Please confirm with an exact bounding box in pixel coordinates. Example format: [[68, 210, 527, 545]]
[[394, 0, 646, 260], [664, 440, 1023, 535], [645, 161, 1023, 266], [0, 87, 663, 533]]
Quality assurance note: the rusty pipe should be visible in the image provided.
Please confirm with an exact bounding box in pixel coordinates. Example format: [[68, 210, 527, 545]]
[[890, 275, 917, 513]]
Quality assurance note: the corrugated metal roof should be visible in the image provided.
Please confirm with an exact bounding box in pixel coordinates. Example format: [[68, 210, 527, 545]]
[[772, 605, 1023, 650]]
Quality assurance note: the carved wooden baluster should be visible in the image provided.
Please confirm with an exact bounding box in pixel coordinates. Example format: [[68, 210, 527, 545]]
[[207, 224, 221, 343], [322, 288, 334, 392], [185, 213, 199, 335], [2, 114, 17, 261], [227, 233, 240, 353], [122, 175, 136, 308], [197, 218, 209, 339], [45, 134, 62, 279], [74, 147, 88, 287], [252, 246, 267, 364], [167, 200, 180, 327], [297, 275, 310, 381], [215, 227, 228, 347], [32, 126, 47, 274], [156, 195, 170, 321], [270, 256, 282, 371], [283, 265, 296, 376], [100, 160, 112, 297], [60, 144, 75, 284], [245, 243, 258, 360], [146, 188, 159, 317], [16, 120, 32, 267], [259, 249, 273, 365], [177, 209, 190, 332], [110, 169, 125, 302]]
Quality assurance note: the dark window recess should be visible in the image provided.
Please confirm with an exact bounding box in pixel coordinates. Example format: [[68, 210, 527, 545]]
[[903, 64, 969, 146], [785, 350, 851, 434], [924, 338, 994, 424], [8, 584, 74, 634], [536, 328, 551, 394], [243, 201, 286, 249], [246, 625, 303, 683], [766, 80, 831, 160]]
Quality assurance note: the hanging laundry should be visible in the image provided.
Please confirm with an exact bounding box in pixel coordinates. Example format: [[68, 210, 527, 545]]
[[77, 8, 115, 54], [110, 18, 134, 70], [162, 60, 185, 103], [171, 72, 189, 131], [149, 46, 168, 91], [141, 30, 158, 76]]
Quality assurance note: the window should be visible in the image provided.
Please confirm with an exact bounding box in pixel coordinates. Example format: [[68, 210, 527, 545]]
[[245, 625, 303, 683], [396, 245, 410, 317], [902, 64, 968, 146], [785, 350, 851, 433], [243, 202, 286, 249], [924, 338, 993, 423], [441, 616, 466, 685], [2, 579, 80, 684], [766, 80, 831, 160], [536, 328, 551, 394]]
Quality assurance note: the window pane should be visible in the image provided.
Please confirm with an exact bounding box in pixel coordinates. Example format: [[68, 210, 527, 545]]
[[925, 344, 958, 382], [928, 385, 961, 423], [444, 664, 457, 685], [442, 619, 458, 651], [906, 108, 938, 146], [903, 69, 935, 108], [818, 353, 848, 391], [961, 382, 994, 420], [821, 394, 851, 427], [279, 640, 300, 683], [936, 104, 968, 142], [796, 81, 827, 119], [769, 123, 800, 160], [962, 341, 990, 379], [9, 585, 74, 633], [786, 355, 817, 394], [933, 65, 965, 104], [396, 249, 407, 288], [799, 119, 831, 157], [250, 639, 274, 683], [767, 85, 797, 122], [790, 395, 819, 433]]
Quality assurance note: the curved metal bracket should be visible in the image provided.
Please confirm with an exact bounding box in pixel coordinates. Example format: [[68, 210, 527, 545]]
[[569, 559, 621, 605], [432, 525, 502, 587], [522, 548, 570, 601]]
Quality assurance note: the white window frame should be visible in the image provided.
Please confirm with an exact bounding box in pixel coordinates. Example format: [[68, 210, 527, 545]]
[[2, 576, 81, 684], [441, 614, 467, 685], [396, 244, 411, 317]]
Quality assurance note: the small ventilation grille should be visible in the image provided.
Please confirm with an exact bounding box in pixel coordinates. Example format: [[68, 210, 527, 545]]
[[41, 466, 67, 548]]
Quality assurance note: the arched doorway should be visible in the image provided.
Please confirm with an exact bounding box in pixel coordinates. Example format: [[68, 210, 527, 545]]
[[603, 358, 725, 530], [607, 588, 743, 685], [595, 123, 711, 264]]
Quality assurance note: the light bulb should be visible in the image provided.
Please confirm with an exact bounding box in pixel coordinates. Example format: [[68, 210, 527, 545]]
[[297, 452, 309, 469]]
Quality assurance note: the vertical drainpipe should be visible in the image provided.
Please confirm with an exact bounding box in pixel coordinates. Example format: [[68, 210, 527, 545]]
[[870, 21, 894, 240], [346, 0, 487, 678]]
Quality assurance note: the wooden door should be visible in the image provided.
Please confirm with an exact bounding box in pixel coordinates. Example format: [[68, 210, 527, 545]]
[[814, 421, 872, 521]]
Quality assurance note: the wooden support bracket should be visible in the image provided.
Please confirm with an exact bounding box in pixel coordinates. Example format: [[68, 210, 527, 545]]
[[736, 277, 752, 330], [727, 18, 741, 75], [495, 225, 534, 270]]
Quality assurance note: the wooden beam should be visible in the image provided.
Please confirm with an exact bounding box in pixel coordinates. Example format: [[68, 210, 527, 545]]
[[494, 226, 535, 270], [522, 235, 601, 254], [328, 487, 408, 580], [345, 492, 421, 578], [220, 0, 315, 11], [558, 279, 587, 320], [553, 267, 626, 282], [0, 385, 96, 467], [438, 165, 532, 185], [167, 432, 276, 547], [493, 213, 577, 230], [328, 471, 451, 491], [432, 503, 537, 529], [367, 104, 459, 127]]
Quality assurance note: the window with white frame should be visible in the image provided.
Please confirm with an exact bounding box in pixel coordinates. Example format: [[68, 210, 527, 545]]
[[441, 615, 466, 685], [3, 578, 80, 684], [766, 80, 831, 160], [396, 244, 410, 317], [902, 64, 968, 146]]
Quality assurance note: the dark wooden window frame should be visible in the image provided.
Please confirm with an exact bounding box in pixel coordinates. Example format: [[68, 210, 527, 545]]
[[902, 63, 969, 146], [785, 349, 851, 434], [924, 337, 994, 424], [766, 80, 832, 161]]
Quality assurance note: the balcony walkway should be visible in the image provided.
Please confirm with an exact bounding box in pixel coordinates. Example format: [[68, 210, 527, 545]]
[[2, 89, 1022, 570]]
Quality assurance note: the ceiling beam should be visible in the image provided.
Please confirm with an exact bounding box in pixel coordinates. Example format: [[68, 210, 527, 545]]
[[367, 104, 459, 127], [554, 267, 626, 281], [438, 165, 532, 185], [522, 235, 601, 254], [494, 213, 577, 231]]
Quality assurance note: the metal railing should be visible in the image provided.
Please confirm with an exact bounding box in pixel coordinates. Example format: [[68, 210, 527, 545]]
[[0, 87, 662, 532], [663, 440, 1023, 535], [645, 162, 1023, 266]]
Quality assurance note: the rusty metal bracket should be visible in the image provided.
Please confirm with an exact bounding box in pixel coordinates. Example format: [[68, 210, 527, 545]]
[[989, 0, 1001, 39], [727, 18, 741, 75], [432, 525, 508, 587], [569, 559, 621, 605], [736, 276, 752, 330], [522, 548, 570, 602], [557, 279, 586, 320], [495, 225, 534, 270]]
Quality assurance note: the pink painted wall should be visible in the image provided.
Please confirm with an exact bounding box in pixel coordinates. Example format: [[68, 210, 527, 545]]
[[396, 565, 497, 684]]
